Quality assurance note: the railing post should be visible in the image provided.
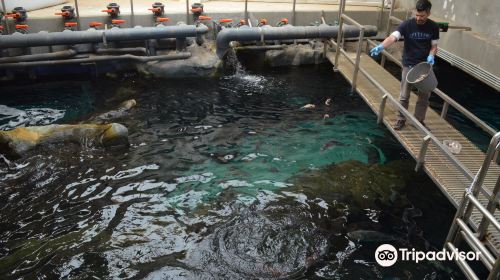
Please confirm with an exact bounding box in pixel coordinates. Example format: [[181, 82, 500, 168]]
[[377, 0, 384, 31], [74, 0, 81, 31], [441, 101, 449, 119], [415, 135, 431, 171], [487, 257, 500, 280], [130, 0, 135, 27], [333, 0, 345, 72], [1, 0, 10, 33], [377, 94, 388, 124], [292, 0, 297, 26], [445, 192, 469, 246], [351, 26, 365, 92], [381, 0, 395, 68], [186, 0, 190, 24], [477, 174, 500, 240], [244, 0, 248, 23]]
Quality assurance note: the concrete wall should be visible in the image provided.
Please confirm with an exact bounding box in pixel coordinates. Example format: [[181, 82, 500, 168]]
[[397, 0, 500, 40]]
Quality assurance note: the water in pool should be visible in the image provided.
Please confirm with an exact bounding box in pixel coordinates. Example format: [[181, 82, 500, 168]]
[[0, 64, 466, 279]]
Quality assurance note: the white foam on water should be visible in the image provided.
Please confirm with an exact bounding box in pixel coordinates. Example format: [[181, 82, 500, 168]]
[[100, 164, 160, 180], [0, 104, 65, 130]]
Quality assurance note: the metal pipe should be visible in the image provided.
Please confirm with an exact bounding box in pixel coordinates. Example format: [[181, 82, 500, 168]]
[[445, 242, 480, 280], [0, 52, 191, 69], [458, 231, 493, 271], [95, 47, 147, 54], [292, 0, 297, 26], [216, 23, 377, 58], [456, 218, 495, 269], [0, 25, 209, 48], [0, 49, 77, 63], [1, 0, 9, 34], [478, 174, 500, 239], [235, 45, 285, 51]]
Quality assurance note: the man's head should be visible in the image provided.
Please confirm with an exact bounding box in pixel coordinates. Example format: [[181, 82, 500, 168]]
[[415, 0, 432, 25]]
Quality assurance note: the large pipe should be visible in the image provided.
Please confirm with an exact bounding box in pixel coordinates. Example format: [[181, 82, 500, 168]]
[[0, 49, 77, 63], [0, 25, 209, 49], [0, 52, 191, 69], [215, 24, 378, 58]]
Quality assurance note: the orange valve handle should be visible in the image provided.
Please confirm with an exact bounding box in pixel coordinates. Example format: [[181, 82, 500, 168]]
[[6, 13, 20, 18], [219, 19, 233, 23], [15, 24, 29, 29], [191, 8, 203, 13], [111, 19, 126, 24], [55, 11, 70, 16], [156, 17, 170, 22], [89, 21, 103, 27], [64, 22, 78, 27], [259, 18, 268, 25], [101, 9, 117, 13], [198, 16, 212, 21], [280, 18, 289, 24], [148, 8, 162, 12], [239, 19, 247, 24]]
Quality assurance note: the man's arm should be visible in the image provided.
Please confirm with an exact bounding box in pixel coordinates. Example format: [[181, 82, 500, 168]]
[[370, 22, 405, 56], [429, 42, 438, 56]]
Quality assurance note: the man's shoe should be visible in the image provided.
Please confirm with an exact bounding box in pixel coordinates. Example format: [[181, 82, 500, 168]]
[[393, 119, 406, 130]]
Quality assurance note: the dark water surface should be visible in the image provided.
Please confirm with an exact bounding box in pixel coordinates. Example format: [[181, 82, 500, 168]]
[[0, 64, 465, 279]]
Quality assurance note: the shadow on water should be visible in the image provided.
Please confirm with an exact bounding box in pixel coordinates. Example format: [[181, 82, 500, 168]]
[[0, 63, 471, 279]]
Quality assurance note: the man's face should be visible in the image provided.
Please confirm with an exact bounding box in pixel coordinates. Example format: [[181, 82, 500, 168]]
[[415, 10, 430, 25]]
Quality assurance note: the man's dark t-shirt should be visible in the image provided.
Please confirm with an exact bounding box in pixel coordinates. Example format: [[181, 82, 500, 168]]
[[397, 18, 439, 67]]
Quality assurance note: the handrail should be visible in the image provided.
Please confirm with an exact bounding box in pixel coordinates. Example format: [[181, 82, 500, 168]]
[[340, 14, 364, 29]]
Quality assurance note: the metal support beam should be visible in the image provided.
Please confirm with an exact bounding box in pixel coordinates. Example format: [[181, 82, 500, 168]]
[[292, 0, 297, 26], [333, 0, 345, 71]]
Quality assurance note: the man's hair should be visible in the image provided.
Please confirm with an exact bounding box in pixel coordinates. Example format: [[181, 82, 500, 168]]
[[416, 0, 432, 12]]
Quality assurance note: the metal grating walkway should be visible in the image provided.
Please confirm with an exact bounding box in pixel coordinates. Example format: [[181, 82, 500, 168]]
[[326, 51, 500, 254]]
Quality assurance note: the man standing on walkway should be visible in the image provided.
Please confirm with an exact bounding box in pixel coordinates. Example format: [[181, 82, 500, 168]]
[[369, 0, 439, 130]]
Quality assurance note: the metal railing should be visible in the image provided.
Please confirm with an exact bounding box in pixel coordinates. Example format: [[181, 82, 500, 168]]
[[445, 133, 500, 279], [327, 2, 500, 278]]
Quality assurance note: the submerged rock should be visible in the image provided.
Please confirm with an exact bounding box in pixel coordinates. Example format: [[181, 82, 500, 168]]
[[290, 160, 414, 209], [0, 123, 128, 158]]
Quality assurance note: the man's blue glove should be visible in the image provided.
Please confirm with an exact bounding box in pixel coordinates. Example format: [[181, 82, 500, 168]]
[[427, 54, 435, 65], [370, 44, 384, 56]]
